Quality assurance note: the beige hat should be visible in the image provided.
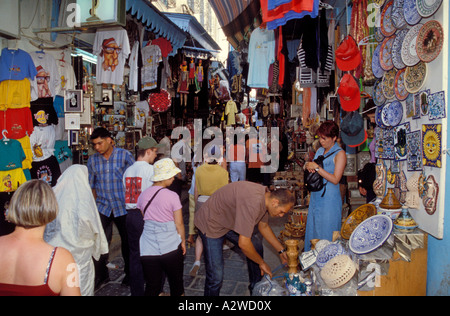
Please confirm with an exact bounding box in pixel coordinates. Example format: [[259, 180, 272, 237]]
[[151, 158, 181, 182]]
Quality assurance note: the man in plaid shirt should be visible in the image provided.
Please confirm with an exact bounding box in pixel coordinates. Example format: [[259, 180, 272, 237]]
[[87, 127, 135, 289]]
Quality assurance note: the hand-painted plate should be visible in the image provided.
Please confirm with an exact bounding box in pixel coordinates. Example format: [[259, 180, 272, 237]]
[[375, 105, 387, 127], [405, 62, 427, 94], [341, 204, 378, 240], [392, 29, 408, 70], [382, 68, 396, 100], [416, 0, 443, 18], [394, 68, 409, 101], [380, 36, 395, 71], [374, 79, 387, 106], [382, 103, 392, 127], [404, 0, 422, 25], [386, 100, 404, 126], [372, 44, 385, 79], [392, 0, 407, 29], [401, 24, 423, 66], [349, 215, 393, 255], [381, 1, 397, 37], [416, 20, 444, 63]]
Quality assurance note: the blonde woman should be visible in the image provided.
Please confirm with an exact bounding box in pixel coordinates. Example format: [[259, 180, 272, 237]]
[[0, 180, 80, 296]]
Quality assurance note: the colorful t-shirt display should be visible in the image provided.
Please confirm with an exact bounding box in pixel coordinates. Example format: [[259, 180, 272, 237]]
[[29, 125, 56, 162], [0, 168, 27, 193], [0, 139, 26, 171], [29, 52, 61, 99], [0, 79, 32, 110], [93, 28, 130, 85], [0, 107, 34, 139], [141, 44, 162, 91], [30, 97, 59, 127], [247, 27, 275, 88], [0, 48, 37, 82], [30, 155, 61, 187]]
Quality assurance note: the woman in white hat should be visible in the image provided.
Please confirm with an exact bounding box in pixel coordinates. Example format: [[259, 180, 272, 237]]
[[137, 158, 185, 296]]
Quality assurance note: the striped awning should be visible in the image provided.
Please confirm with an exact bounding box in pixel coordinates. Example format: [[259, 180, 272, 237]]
[[126, 0, 187, 56], [208, 0, 262, 49]]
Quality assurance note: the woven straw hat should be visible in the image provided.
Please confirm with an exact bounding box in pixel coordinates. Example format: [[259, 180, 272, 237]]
[[151, 158, 181, 182]]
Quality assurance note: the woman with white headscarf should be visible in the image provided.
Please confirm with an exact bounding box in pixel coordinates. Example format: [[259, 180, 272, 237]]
[[44, 164, 108, 296]]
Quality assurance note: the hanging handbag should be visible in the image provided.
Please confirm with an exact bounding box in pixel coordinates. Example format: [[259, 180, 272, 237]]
[[304, 150, 339, 195]]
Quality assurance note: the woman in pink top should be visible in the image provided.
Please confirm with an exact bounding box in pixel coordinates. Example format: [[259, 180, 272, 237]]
[[0, 180, 80, 296], [137, 158, 185, 296]]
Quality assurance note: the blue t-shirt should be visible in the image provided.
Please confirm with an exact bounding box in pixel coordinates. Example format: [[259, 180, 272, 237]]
[[0, 48, 37, 82]]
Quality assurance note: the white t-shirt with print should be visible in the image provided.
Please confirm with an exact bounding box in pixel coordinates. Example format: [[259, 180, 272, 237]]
[[141, 44, 162, 91]]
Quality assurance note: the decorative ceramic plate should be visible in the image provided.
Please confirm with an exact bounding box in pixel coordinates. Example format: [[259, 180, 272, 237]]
[[405, 62, 427, 93], [375, 105, 387, 127], [315, 243, 346, 268], [404, 0, 422, 25], [380, 36, 395, 70], [381, 1, 396, 37], [392, 29, 408, 70], [416, 20, 444, 63], [416, 0, 443, 18], [382, 68, 396, 99], [374, 0, 386, 7], [394, 68, 409, 100], [372, 44, 385, 79], [386, 100, 404, 126], [381, 103, 392, 127], [375, 27, 385, 43], [401, 24, 423, 66], [341, 204, 377, 240], [349, 215, 393, 255], [374, 79, 387, 106], [392, 0, 407, 29]]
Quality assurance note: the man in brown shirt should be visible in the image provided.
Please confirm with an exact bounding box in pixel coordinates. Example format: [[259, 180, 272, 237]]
[[194, 181, 294, 296]]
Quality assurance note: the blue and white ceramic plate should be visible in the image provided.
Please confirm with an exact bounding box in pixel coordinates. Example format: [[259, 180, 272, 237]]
[[315, 243, 346, 268], [372, 44, 385, 79], [404, 0, 422, 25], [416, 0, 443, 18], [374, 79, 387, 106], [349, 215, 393, 255], [392, 0, 407, 29], [375, 105, 387, 127], [401, 24, 423, 66], [381, 103, 392, 127], [386, 100, 404, 126], [392, 29, 408, 70]]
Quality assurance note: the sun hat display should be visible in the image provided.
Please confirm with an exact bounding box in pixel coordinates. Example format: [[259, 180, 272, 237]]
[[337, 74, 361, 111], [137, 136, 163, 150], [380, 1, 396, 37], [340, 111, 367, 147], [416, 0, 442, 18], [320, 255, 357, 289], [401, 24, 423, 66], [335, 36, 361, 71], [416, 20, 444, 63], [405, 61, 427, 94], [151, 158, 181, 182], [403, 0, 422, 25]]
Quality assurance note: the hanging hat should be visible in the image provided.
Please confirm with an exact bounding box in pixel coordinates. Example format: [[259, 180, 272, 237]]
[[335, 36, 361, 71], [151, 158, 181, 182], [341, 111, 367, 147], [337, 74, 361, 112]]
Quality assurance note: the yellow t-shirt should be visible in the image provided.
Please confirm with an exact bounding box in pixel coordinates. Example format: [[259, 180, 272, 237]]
[[16, 135, 33, 170], [0, 79, 31, 111], [0, 168, 27, 192], [195, 163, 229, 196]]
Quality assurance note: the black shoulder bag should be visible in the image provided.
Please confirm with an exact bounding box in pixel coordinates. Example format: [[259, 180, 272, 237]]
[[304, 150, 339, 196], [142, 188, 165, 216]]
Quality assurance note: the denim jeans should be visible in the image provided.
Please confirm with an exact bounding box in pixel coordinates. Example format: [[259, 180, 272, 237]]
[[198, 228, 264, 296]]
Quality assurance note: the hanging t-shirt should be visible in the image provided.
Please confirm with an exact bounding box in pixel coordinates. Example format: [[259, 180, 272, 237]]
[[29, 52, 61, 99], [30, 155, 61, 187], [93, 28, 130, 85], [0, 139, 26, 171], [49, 50, 76, 95], [30, 97, 59, 127], [141, 44, 162, 91], [0, 48, 37, 82], [0, 79, 32, 111], [134, 101, 149, 129], [30, 125, 56, 162], [247, 27, 275, 89], [151, 37, 173, 58], [16, 135, 33, 170], [128, 41, 140, 92], [0, 168, 27, 193], [225, 100, 238, 126], [0, 107, 34, 139]]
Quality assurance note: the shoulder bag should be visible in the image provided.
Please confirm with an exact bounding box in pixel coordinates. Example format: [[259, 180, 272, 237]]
[[304, 149, 340, 195]]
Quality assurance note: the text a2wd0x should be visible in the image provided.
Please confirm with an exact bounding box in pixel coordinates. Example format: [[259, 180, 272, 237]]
[[178, 300, 272, 313]]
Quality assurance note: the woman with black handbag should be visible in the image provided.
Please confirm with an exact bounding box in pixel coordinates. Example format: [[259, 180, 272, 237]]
[[303, 121, 347, 251]]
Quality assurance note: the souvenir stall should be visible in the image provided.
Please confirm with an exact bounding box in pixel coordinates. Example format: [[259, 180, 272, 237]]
[[234, 0, 448, 296]]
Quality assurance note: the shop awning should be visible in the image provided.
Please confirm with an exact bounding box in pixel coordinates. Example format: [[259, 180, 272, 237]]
[[208, 0, 262, 49], [126, 0, 187, 56], [164, 13, 221, 57]]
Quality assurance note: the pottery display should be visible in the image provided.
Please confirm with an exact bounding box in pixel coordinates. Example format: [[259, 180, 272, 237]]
[[341, 204, 377, 240], [394, 206, 418, 231], [315, 243, 346, 269], [285, 239, 300, 274], [349, 215, 393, 255], [379, 188, 402, 209]]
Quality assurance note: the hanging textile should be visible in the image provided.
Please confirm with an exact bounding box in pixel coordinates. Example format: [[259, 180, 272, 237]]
[[350, 0, 369, 79]]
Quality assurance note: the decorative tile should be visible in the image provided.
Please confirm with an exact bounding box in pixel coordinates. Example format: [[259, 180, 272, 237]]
[[422, 124, 442, 168], [394, 122, 411, 161], [406, 130, 423, 171], [427, 90, 446, 120]]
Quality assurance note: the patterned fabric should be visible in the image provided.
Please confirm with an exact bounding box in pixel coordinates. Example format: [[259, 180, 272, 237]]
[[88, 148, 135, 217]]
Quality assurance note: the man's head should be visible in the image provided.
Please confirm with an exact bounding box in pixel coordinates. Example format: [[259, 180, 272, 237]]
[[266, 189, 295, 218], [137, 136, 162, 164], [90, 127, 114, 157]]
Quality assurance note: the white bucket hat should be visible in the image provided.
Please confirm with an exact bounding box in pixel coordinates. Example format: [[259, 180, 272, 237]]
[[151, 158, 181, 182]]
